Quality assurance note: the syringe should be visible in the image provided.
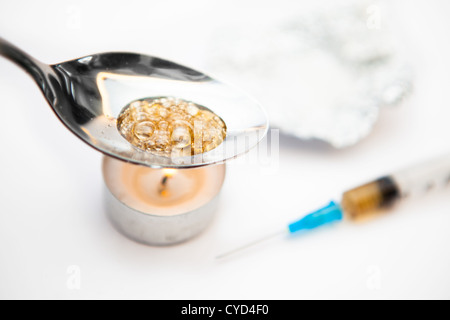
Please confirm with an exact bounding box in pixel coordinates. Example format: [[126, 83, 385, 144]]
[[217, 153, 450, 259]]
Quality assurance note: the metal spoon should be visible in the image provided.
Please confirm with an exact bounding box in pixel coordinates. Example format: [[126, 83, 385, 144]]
[[0, 37, 268, 168]]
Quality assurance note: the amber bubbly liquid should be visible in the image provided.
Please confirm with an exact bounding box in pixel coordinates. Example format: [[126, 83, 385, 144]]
[[117, 97, 227, 157]]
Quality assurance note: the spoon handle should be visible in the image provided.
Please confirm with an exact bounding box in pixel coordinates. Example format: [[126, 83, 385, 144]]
[[0, 37, 58, 104], [0, 37, 51, 90]]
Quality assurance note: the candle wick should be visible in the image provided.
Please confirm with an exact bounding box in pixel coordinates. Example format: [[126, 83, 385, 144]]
[[161, 175, 169, 187], [158, 174, 171, 196]]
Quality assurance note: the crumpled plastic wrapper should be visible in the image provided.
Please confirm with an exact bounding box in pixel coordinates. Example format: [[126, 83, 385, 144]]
[[206, 2, 413, 148]]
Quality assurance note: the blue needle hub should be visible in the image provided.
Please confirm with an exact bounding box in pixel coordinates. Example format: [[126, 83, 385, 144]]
[[288, 201, 343, 233]]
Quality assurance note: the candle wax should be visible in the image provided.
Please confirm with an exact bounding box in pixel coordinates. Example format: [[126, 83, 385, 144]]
[[103, 157, 226, 216]]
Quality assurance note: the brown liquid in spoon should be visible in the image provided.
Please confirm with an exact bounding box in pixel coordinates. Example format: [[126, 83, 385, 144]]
[[117, 97, 227, 157]]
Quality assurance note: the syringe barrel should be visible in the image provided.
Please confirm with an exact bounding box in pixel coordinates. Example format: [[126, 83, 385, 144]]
[[341, 176, 400, 219], [341, 153, 450, 219], [391, 154, 450, 199]]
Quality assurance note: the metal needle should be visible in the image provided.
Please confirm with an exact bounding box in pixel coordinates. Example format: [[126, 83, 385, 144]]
[[216, 230, 287, 260]]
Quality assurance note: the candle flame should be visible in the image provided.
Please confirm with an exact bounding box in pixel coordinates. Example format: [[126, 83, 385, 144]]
[[162, 168, 177, 178]]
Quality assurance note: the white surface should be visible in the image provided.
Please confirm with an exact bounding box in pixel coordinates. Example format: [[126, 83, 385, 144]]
[[1, 0, 450, 300]]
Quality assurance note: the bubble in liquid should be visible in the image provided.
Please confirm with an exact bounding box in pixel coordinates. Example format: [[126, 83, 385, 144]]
[[134, 121, 155, 141], [187, 104, 199, 116], [172, 126, 191, 148], [133, 112, 149, 122], [117, 97, 227, 156]]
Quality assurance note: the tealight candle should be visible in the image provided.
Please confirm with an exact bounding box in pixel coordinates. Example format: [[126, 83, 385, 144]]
[[102, 156, 226, 245]]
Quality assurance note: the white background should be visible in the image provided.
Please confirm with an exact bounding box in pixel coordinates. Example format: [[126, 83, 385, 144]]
[[1, 0, 450, 299]]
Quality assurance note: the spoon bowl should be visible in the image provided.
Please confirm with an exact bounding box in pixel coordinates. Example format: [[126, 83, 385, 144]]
[[0, 37, 268, 168]]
